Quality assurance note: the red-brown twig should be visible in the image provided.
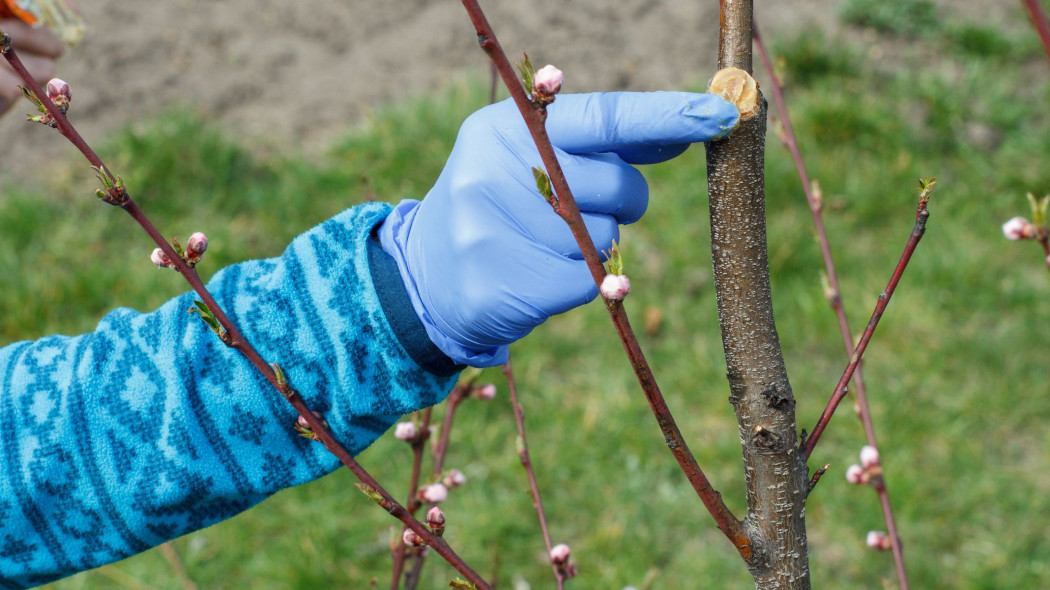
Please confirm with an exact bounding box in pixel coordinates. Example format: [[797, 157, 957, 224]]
[[502, 357, 564, 589], [1, 33, 489, 590], [457, 0, 750, 561], [1022, 0, 1050, 66], [753, 22, 910, 589], [804, 189, 933, 458], [390, 408, 433, 590]]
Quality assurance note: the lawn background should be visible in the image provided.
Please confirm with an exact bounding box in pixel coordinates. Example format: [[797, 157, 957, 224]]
[[3, 1, 1049, 587]]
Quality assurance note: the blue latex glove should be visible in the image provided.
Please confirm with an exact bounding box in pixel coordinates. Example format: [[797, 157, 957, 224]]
[[379, 91, 740, 366]]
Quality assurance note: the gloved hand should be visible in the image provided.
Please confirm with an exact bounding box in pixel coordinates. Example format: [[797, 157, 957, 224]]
[[379, 91, 740, 367]]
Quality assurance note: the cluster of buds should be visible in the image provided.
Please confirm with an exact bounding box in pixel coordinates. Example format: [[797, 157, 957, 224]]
[[151, 232, 209, 270], [845, 445, 883, 487], [865, 530, 893, 551], [470, 383, 497, 401], [549, 543, 577, 579]]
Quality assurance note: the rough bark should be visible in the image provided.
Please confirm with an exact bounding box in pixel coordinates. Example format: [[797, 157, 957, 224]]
[[705, 1, 811, 587]]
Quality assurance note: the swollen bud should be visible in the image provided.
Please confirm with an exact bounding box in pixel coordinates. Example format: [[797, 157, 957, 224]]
[[1002, 216, 1035, 241], [533, 65, 564, 97], [600, 274, 631, 301], [151, 248, 176, 270], [472, 383, 497, 401], [402, 528, 425, 547], [418, 483, 448, 504], [442, 469, 467, 489], [845, 464, 866, 485], [394, 421, 418, 442], [427, 506, 446, 537], [186, 232, 208, 262], [859, 445, 881, 469], [549, 543, 571, 565], [46, 78, 71, 112], [866, 530, 892, 551]]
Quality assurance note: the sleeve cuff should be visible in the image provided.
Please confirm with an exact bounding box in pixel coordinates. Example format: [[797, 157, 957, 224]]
[[367, 230, 464, 377]]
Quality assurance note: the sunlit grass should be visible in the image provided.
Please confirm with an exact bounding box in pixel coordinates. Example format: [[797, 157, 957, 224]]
[[8, 7, 1050, 588]]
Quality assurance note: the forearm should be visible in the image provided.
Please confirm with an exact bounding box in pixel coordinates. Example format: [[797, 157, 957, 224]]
[[0, 202, 460, 588]]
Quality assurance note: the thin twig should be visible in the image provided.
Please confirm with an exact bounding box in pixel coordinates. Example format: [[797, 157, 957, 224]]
[[753, 22, 909, 590], [391, 408, 433, 590], [804, 189, 934, 458], [158, 542, 199, 590], [457, 0, 750, 560], [1, 35, 490, 590], [1021, 0, 1050, 66], [502, 357, 564, 589]]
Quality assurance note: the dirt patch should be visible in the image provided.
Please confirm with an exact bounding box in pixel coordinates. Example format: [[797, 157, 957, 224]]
[[0, 0, 951, 185]]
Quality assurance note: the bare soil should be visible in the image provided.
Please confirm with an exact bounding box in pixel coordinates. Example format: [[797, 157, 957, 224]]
[[0, 0, 1016, 184]]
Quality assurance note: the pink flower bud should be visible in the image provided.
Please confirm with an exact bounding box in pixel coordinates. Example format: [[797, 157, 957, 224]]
[[600, 274, 631, 300], [1002, 216, 1035, 241], [150, 247, 175, 269], [845, 464, 866, 485], [473, 383, 497, 401], [533, 65, 564, 96], [866, 530, 892, 551], [859, 445, 880, 469], [442, 469, 467, 489], [186, 232, 208, 260], [550, 543, 571, 565], [419, 483, 448, 504], [402, 528, 425, 547], [46, 78, 71, 103], [1045, 254, 1050, 269], [427, 506, 446, 536], [394, 421, 418, 442]]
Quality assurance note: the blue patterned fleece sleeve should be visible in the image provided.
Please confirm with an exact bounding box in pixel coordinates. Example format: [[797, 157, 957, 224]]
[[0, 202, 462, 588]]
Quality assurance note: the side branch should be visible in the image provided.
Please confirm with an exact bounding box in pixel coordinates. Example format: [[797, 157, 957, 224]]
[[804, 190, 933, 458], [753, 23, 910, 589], [458, 0, 750, 559]]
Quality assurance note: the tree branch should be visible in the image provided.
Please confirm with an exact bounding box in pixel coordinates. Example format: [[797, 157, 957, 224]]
[[753, 22, 909, 589]]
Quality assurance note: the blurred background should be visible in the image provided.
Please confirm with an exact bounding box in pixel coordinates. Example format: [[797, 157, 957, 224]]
[[3, 0, 1050, 588]]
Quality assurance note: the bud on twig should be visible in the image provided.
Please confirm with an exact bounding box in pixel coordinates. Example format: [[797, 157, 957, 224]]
[[151, 248, 176, 269], [419, 483, 449, 504], [442, 469, 467, 489], [402, 528, 425, 547], [549, 543, 577, 579], [472, 383, 497, 401], [186, 232, 208, 263], [532, 64, 563, 97], [866, 530, 892, 551], [845, 464, 867, 485], [46, 78, 71, 113], [600, 274, 631, 301], [859, 445, 881, 469], [427, 506, 446, 537], [394, 421, 418, 442], [1002, 216, 1036, 241]]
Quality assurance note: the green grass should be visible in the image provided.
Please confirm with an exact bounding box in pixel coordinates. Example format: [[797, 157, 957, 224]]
[[6, 6, 1050, 589]]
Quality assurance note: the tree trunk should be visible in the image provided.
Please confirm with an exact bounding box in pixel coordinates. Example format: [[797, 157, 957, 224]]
[[704, 1, 811, 587]]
